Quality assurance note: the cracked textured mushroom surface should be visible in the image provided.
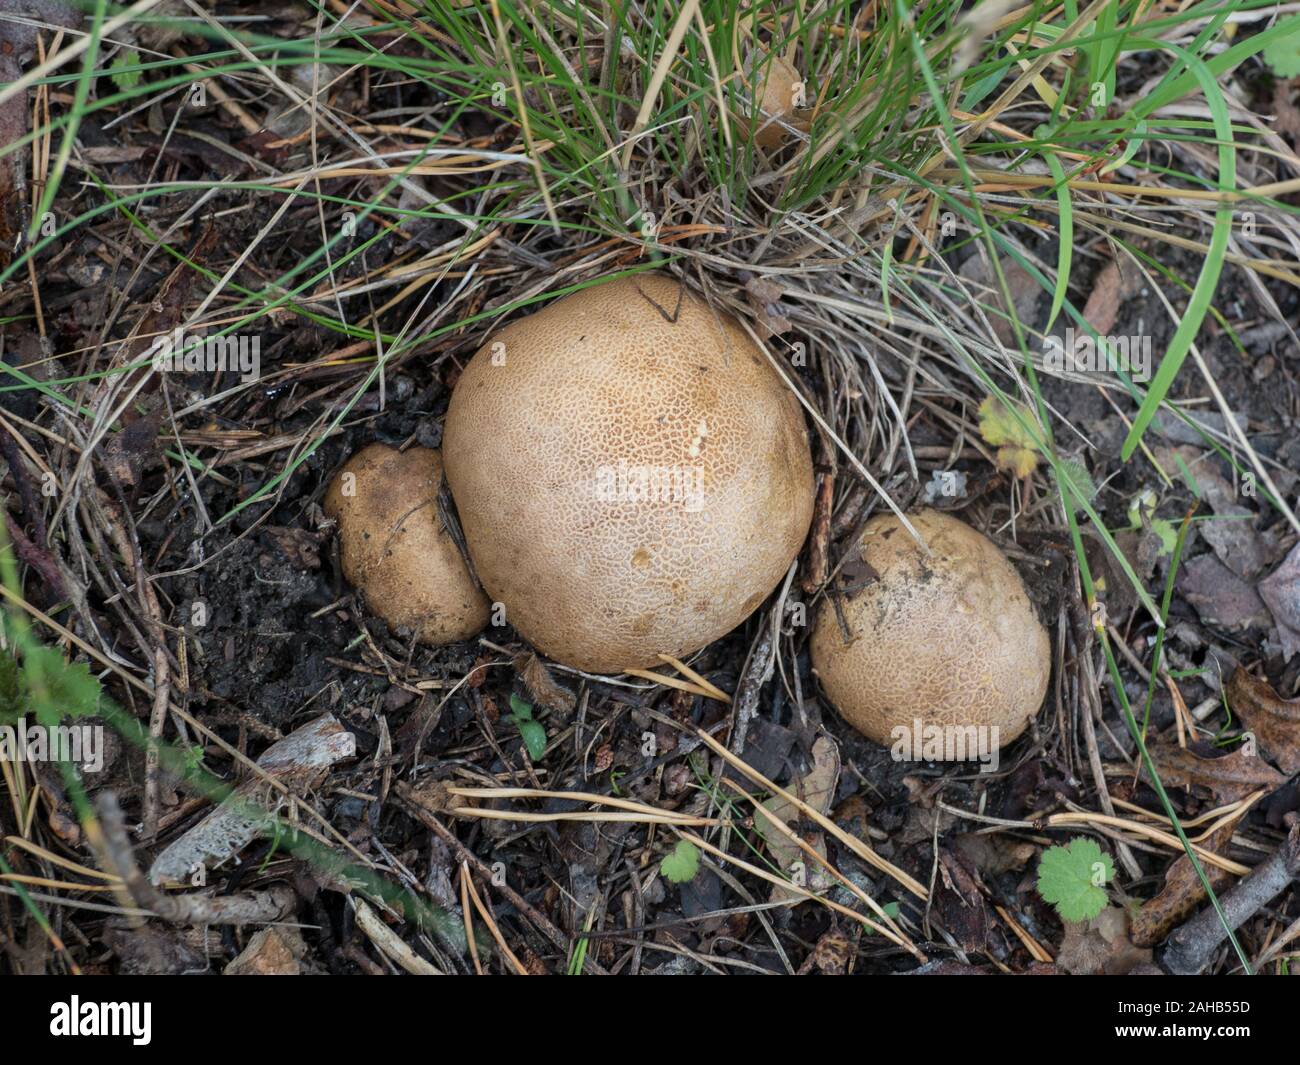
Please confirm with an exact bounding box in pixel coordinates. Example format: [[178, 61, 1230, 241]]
[[442, 272, 815, 674], [811, 508, 1051, 750], [324, 444, 489, 645]]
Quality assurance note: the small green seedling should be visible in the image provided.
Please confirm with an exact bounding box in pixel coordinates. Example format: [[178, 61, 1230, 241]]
[[978, 397, 1094, 509], [1127, 489, 1177, 557], [864, 901, 901, 935], [660, 840, 700, 885], [978, 396, 1040, 478], [110, 49, 143, 92], [507, 694, 547, 761], [1262, 17, 1300, 77], [1036, 837, 1114, 922]]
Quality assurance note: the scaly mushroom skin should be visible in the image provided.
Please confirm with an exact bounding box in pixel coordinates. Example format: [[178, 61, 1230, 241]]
[[811, 508, 1050, 751], [443, 273, 815, 673], [324, 444, 489, 645]]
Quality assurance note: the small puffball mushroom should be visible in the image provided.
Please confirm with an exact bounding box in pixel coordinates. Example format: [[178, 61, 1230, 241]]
[[443, 272, 815, 674], [811, 508, 1050, 752], [324, 444, 489, 645]]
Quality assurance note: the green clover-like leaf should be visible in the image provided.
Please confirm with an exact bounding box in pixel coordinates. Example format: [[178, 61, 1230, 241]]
[[1263, 17, 1300, 78], [1036, 838, 1114, 923], [660, 840, 700, 885]]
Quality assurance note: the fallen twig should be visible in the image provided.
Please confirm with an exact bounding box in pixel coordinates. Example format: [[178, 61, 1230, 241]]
[[1161, 818, 1299, 975], [352, 896, 443, 975], [92, 792, 297, 926], [147, 714, 356, 884]]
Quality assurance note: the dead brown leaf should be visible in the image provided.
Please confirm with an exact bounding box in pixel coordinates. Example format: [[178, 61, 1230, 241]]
[[755, 734, 839, 901], [1081, 260, 1123, 337], [263, 526, 323, 570], [225, 927, 307, 975], [1225, 668, 1300, 775], [1147, 740, 1286, 804], [1259, 540, 1300, 661], [102, 411, 162, 488], [1130, 819, 1235, 948], [1180, 554, 1273, 633], [513, 652, 576, 715], [803, 927, 857, 975], [743, 276, 792, 338], [933, 845, 993, 953], [953, 832, 1037, 876], [1273, 81, 1300, 141], [103, 923, 207, 976], [1056, 906, 1152, 975]]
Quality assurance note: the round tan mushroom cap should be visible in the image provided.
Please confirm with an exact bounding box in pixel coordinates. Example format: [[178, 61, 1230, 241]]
[[810, 508, 1050, 752], [323, 444, 489, 645], [443, 272, 815, 674]]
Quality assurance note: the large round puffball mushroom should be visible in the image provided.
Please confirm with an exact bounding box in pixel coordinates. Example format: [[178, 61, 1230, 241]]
[[811, 508, 1050, 752], [324, 444, 489, 645], [442, 273, 815, 674]]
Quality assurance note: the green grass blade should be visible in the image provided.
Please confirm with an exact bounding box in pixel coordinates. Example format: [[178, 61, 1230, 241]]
[[1120, 43, 1235, 461]]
